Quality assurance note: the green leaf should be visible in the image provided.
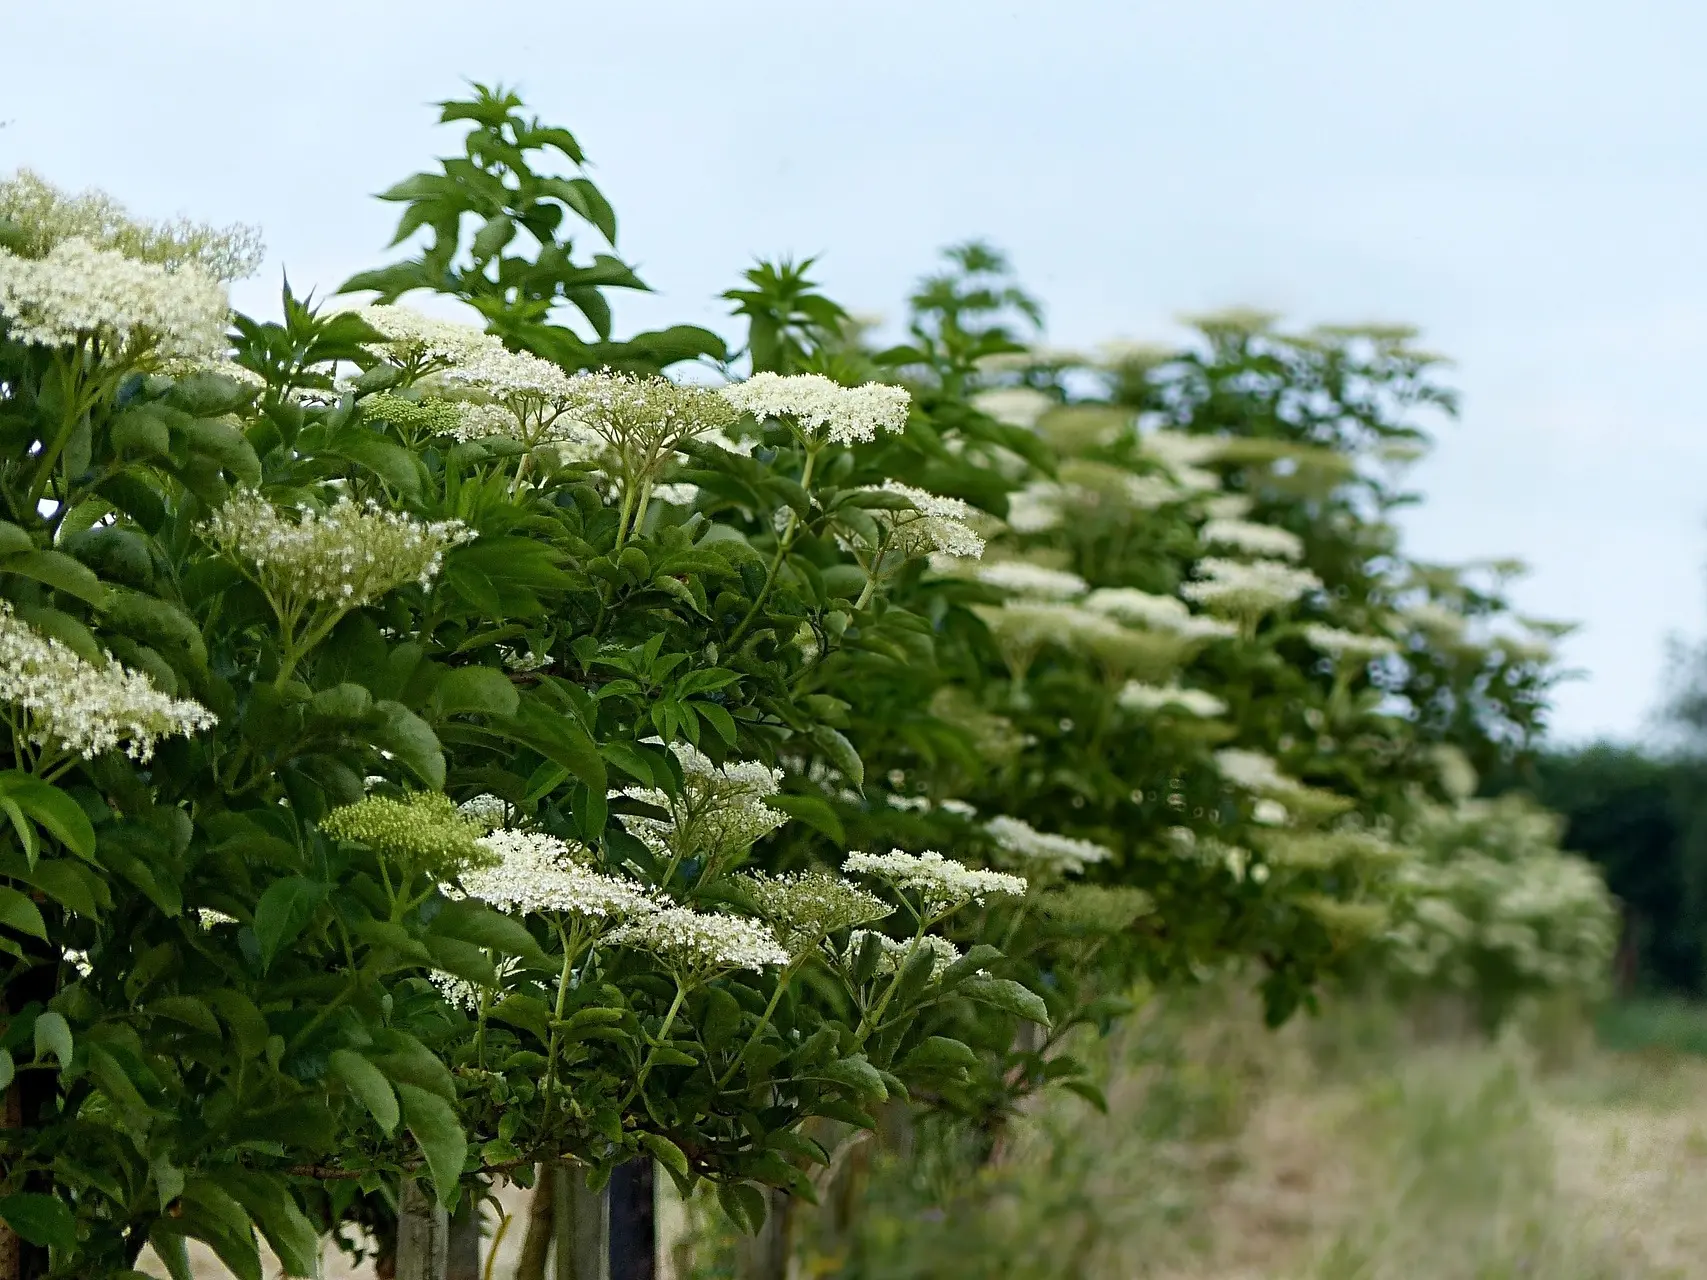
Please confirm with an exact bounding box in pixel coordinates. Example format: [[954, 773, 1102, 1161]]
[[181, 1180, 261, 1280], [21, 858, 107, 918], [0, 773, 97, 861], [1060, 1079, 1109, 1112], [717, 1181, 768, 1236], [0, 1049, 11, 1090], [151, 1153, 185, 1211], [148, 1223, 195, 1280], [329, 1049, 400, 1135], [434, 666, 520, 718], [252, 876, 329, 972], [179, 417, 262, 487], [396, 1082, 467, 1208], [900, 1035, 981, 1074], [145, 996, 222, 1038], [0, 549, 109, 607], [811, 726, 865, 791], [638, 1132, 690, 1179], [0, 885, 46, 940], [0, 1193, 75, 1252], [373, 701, 445, 789], [427, 898, 549, 967], [819, 1054, 887, 1101], [764, 793, 845, 845], [961, 976, 1051, 1026], [205, 990, 270, 1057], [224, 1171, 321, 1277]]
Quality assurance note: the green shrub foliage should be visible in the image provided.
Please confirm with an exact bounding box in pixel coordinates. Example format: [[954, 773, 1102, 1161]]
[[0, 86, 1606, 1276]]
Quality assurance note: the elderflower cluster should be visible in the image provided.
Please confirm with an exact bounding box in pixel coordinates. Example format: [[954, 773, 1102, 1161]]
[[969, 386, 1055, 429], [456, 793, 510, 830], [353, 304, 503, 369], [843, 848, 1027, 914], [430, 956, 523, 1012], [1302, 624, 1399, 663], [1201, 518, 1305, 561], [0, 602, 216, 761], [720, 371, 911, 446], [454, 829, 658, 920], [866, 481, 985, 560], [976, 562, 1088, 600], [606, 905, 789, 974], [1118, 681, 1228, 717], [202, 492, 475, 609], [1035, 884, 1155, 933], [1182, 557, 1321, 617], [1085, 588, 1188, 629], [736, 870, 893, 955], [321, 793, 486, 874], [1214, 748, 1305, 796], [1143, 430, 1225, 471], [617, 742, 787, 867], [985, 814, 1112, 876], [0, 169, 264, 280], [844, 930, 962, 980], [0, 238, 230, 359], [361, 393, 466, 440], [1005, 481, 1065, 533]]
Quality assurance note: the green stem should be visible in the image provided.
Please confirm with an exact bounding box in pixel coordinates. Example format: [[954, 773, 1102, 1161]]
[[539, 922, 580, 1133], [625, 978, 688, 1105], [728, 450, 822, 648], [715, 960, 798, 1091]]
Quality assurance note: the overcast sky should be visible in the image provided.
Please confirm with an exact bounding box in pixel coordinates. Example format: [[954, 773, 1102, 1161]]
[[4, 0, 1704, 744]]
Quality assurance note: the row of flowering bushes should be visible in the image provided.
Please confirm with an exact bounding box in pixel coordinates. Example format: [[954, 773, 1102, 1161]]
[[0, 86, 1613, 1278]]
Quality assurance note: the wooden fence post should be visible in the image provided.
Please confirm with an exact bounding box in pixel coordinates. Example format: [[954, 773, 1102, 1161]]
[[393, 1180, 449, 1280]]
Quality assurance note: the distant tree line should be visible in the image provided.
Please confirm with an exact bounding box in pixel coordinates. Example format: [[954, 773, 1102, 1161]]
[[1488, 641, 1707, 997]]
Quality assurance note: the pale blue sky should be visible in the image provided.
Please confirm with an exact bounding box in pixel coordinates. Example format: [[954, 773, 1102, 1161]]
[[4, 0, 1704, 744]]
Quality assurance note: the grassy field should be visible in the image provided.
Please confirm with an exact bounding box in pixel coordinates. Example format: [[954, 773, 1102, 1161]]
[[154, 990, 1707, 1278]]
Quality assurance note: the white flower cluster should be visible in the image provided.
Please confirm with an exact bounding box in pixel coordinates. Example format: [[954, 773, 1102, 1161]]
[[985, 814, 1112, 876], [1201, 518, 1304, 561], [1213, 748, 1305, 796], [1182, 557, 1321, 617], [1084, 587, 1187, 629], [430, 956, 522, 1012], [457, 793, 510, 830], [737, 870, 893, 955], [617, 742, 787, 867], [1384, 796, 1617, 998], [1302, 624, 1399, 663], [0, 238, 230, 359], [844, 929, 963, 980], [865, 480, 985, 560], [606, 904, 789, 974], [1204, 494, 1254, 520], [354, 304, 503, 369], [455, 829, 658, 920], [1117, 681, 1228, 717], [975, 562, 1088, 600], [202, 492, 475, 609], [720, 372, 911, 446], [1402, 601, 1468, 637], [843, 848, 1027, 914], [0, 602, 216, 761], [1005, 481, 1065, 533], [969, 386, 1055, 429], [0, 169, 263, 280]]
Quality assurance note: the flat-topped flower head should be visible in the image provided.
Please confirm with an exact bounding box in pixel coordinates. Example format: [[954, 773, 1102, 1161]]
[[975, 562, 1087, 600], [618, 742, 787, 870], [843, 848, 1026, 915], [0, 169, 263, 280], [1084, 587, 1191, 630], [202, 492, 475, 611], [0, 602, 216, 762], [858, 480, 985, 561], [352, 304, 504, 370], [720, 371, 910, 446], [1214, 748, 1306, 797], [1117, 681, 1228, 718], [1201, 518, 1305, 561], [1302, 624, 1399, 664], [843, 930, 962, 980], [606, 905, 789, 976], [321, 792, 486, 876], [0, 238, 230, 359], [970, 386, 1054, 429], [430, 956, 522, 1012], [985, 815, 1113, 877], [1143, 430, 1226, 471], [454, 829, 658, 921], [735, 870, 893, 956], [1182, 557, 1321, 619]]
